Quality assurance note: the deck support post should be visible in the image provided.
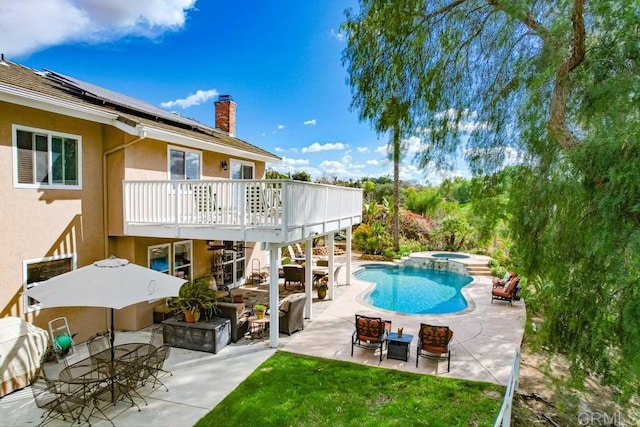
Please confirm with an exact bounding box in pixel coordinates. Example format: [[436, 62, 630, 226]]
[[268, 245, 280, 348]]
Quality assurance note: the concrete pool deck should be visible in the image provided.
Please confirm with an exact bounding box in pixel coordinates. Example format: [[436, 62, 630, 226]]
[[1, 254, 525, 426], [284, 255, 525, 384]]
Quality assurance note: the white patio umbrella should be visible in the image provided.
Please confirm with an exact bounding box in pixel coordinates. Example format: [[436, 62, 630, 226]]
[[25, 256, 187, 355]]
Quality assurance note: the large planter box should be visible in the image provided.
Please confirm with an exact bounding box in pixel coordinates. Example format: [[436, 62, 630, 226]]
[[162, 316, 231, 354]]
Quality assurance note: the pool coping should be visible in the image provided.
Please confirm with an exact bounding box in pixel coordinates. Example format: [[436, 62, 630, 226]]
[[352, 262, 478, 316]]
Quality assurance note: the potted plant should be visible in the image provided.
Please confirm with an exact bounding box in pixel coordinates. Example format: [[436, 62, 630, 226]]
[[317, 276, 328, 300], [253, 304, 267, 319], [168, 278, 218, 323]]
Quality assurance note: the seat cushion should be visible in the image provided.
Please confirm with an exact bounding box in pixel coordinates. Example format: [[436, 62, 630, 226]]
[[421, 345, 447, 354], [358, 335, 380, 343]]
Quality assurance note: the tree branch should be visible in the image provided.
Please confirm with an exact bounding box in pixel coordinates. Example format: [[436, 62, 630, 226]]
[[488, 0, 585, 151], [423, 0, 468, 20], [488, 0, 552, 40], [547, 0, 586, 151]]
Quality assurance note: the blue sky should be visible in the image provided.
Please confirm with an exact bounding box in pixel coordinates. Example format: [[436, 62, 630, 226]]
[[0, 0, 470, 184]]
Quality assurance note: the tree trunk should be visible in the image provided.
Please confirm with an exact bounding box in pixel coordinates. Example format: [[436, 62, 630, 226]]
[[393, 124, 400, 252]]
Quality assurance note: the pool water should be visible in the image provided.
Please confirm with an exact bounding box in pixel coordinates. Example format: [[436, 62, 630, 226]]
[[431, 253, 470, 259], [355, 264, 472, 314]]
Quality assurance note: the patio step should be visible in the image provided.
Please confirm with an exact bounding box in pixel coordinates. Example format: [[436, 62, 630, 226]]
[[466, 265, 493, 276]]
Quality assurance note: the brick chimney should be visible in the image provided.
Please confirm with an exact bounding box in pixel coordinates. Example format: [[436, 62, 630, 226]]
[[215, 95, 236, 137]]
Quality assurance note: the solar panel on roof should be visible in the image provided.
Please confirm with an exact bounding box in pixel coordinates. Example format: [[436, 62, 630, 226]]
[[43, 70, 216, 132]]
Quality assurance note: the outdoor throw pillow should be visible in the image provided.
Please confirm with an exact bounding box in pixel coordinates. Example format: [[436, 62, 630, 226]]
[[280, 298, 291, 313]]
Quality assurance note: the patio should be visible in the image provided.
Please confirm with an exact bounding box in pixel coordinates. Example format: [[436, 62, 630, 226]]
[[1, 258, 525, 426]]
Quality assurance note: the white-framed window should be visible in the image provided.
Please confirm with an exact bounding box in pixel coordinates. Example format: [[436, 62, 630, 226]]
[[221, 241, 246, 288], [13, 125, 82, 189], [173, 240, 192, 281], [23, 254, 76, 312], [148, 244, 171, 274], [230, 159, 254, 179], [168, 146, 201, 180], [148, 243, 170, 303]]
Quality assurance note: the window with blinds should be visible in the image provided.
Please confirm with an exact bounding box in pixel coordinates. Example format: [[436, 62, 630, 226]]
[[13, 126, 81, 189]]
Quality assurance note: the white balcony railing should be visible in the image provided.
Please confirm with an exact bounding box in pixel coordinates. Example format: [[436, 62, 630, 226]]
[[123, 179, 363, 243]]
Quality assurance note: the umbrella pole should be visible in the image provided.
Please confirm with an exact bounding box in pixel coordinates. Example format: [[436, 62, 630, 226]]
[[110, 308, 116, 402], [110, 308, 116, 358]]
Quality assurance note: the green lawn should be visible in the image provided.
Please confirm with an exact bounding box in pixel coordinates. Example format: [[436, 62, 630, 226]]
[[196, 351, 504, 426]]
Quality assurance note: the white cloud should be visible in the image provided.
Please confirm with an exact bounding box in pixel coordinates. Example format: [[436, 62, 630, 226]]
[[317, 160, 364, 179], [330, 28, 345, 42], [356, 146, 369, 153], [0, 0, 197, 58], [374, 145, 388, 155], [267, 159, 320, 178], [274, 147, 285, 152], [303, 119, 317, 126], [320, 160, 343, 169], [341, 154, 352, 164], [277, 124, 285, 130], [301, 142, 345, 153], [366, 159, 379, 166], [160, 89, 218, 109], [281, 156, 309, 166]]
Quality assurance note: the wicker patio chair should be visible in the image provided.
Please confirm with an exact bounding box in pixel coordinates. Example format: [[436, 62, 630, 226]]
[[278, 293, 307, 335]]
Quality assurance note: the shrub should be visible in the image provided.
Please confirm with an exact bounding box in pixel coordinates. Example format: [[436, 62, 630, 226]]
[[399, 210, 434, 245], [353, 223, 391, 255]]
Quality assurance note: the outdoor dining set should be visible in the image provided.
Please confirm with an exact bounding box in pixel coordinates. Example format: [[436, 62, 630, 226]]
[[32, 324, 173, 426]]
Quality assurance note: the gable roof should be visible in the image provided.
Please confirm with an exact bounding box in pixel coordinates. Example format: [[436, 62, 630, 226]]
[[0, 60, 280, 163]]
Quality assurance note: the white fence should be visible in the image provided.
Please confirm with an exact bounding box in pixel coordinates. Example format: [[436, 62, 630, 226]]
[[494, 347, 521, 427]]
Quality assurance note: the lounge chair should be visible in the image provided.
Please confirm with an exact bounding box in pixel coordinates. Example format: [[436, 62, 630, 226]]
[[351, 314, 388, 361], [416, 324, 453, 372], [287, 245, 305, 263], [491, 276, 521, 305]]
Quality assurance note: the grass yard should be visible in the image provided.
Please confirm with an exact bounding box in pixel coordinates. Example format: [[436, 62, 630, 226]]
[[196, 351, 504, 426]]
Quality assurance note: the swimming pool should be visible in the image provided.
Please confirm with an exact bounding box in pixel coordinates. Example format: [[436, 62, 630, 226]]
[[355, 264, 473, 314]]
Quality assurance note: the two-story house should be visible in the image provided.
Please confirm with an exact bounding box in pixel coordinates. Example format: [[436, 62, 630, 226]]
[[0, 58, 362, 347]]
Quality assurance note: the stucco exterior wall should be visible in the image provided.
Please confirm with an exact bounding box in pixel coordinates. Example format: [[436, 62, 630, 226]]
[[0, 102, 108, 342], [1, 100, 269, 337]]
